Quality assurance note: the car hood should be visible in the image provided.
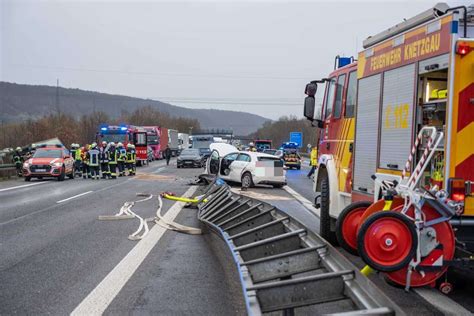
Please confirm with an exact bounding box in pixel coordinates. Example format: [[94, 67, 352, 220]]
[[210, 143, 238, 157], [29, 157, 62, 165]]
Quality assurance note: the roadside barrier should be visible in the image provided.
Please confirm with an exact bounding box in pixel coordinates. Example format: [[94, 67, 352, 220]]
[[198, 182, 405, 315]]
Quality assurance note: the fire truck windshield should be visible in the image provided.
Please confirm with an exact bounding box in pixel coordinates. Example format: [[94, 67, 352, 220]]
[[101, 134, 126, 143]]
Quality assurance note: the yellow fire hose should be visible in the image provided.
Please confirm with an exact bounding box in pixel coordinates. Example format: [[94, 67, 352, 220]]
[[161, 193, 207, 204], [360, 199, 393, 277]]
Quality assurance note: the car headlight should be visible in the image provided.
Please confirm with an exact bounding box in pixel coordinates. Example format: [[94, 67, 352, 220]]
[[51, 162, 62, 167]]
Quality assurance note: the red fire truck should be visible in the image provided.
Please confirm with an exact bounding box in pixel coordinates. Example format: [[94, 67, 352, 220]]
[[97, 125, 148, 165], [303, 4, 473, 289], [143, 126, 162, 160]]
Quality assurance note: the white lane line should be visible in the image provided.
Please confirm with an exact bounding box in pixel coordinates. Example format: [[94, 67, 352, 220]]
[[71, 185, 198, 315], [0, 181, 48, 193], [56, 191, 93, 204], [414, 288, 471, 315], [284, 185, 320, 217], [152, 166, 166, 174]]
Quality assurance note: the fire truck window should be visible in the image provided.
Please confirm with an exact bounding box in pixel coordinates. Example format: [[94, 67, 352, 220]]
[[135, 133, 147, 146], [345, 71, 357, 118], [324, 78, 336, 119], [333, 74, 346, 119]]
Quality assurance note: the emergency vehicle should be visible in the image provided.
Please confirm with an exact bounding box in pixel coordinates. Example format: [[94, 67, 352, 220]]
[[22, 145, 75, 181], [303, 4, 474, 290], [143, 126, 162, 160], [254, 139, 272, 152], [97, 125, 148, 165]]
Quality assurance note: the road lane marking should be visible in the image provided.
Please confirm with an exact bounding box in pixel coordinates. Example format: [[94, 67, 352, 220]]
[[284, 185, 320, 218], [71, 185, 198, 315], [414, 288, 471, 315], [56, 191, 93, 203], [0, 181, 48, 193]]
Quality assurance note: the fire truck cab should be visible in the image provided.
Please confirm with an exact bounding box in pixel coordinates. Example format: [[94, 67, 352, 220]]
[[304, 3, 474, 244]]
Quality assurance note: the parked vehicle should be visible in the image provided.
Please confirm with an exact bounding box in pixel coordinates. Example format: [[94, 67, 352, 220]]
[[160, 127, 169, 159], [192, 135, 213, 151], [168, 129, 179, 156], [97, 125, 148, 165], [177, 148, 203, 168], [22, 145, 74, 181], [144, 126, 162, 159], [263, 149, 283, 159], [303, 4, 474, 290], [206, 143, 286, 188], [178, 133, 190, 153], [147, 146, 154, 162]]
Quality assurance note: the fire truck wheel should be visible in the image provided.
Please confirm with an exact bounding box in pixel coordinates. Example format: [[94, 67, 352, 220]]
[[336, 201, 373, 255], [357, 211, 417, 272], [58, 169, 65, 182], [320, 178, 336, 244]]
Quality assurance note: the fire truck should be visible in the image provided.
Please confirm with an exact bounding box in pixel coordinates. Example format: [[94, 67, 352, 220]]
[[254, 139, 272, 152], [303, 4, 473, 289], [97, 125, 148, 165]]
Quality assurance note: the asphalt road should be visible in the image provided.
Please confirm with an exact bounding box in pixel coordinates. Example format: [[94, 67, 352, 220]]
[[0, 160, 242, 315], [284, 163, 474, 314]]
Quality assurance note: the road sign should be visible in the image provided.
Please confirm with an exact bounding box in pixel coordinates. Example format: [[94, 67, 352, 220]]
[[290, 132, 303, 148]]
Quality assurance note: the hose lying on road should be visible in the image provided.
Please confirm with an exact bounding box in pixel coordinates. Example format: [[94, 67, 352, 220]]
[[98, 192, 201, 241]]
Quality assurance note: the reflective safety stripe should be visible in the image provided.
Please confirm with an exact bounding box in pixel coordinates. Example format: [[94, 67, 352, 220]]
[[89, 149, 100, 166]]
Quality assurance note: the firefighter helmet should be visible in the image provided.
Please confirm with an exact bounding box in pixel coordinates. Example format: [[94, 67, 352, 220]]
[[117, 142, 123, 147], [16, 147, 22, 151], [109, 142, 116, 147], [102, 141, 107, 146], [127, 143, 133, 149], [91, 142, 97, 148]]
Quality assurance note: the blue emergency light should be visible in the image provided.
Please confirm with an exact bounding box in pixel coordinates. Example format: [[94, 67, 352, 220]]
[[120, 127, 127, 131], [101, 127, 107, 131]]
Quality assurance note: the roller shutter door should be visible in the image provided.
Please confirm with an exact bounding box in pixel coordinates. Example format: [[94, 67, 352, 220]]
[[353, 74, 381, 194], [379, 64, 416, 170]]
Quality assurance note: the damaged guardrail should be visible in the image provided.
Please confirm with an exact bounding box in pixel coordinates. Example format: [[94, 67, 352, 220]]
[[197, 182, 405, 316]]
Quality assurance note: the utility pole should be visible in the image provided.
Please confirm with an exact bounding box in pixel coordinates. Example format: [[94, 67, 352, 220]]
[[55, 79, 60, 115]]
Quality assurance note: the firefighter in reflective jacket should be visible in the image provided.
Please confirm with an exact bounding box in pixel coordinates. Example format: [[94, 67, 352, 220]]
[[126, 144, 136, 176], [307, 146, 318, 178], [108, 142, 118, 179], [99, 141, 110, 179], [13, 147, 23, 177], [81, 146, 90, 179], [88, 143, 100, 180], [117, 142, 127, 177], [73, 144, 83, 177]]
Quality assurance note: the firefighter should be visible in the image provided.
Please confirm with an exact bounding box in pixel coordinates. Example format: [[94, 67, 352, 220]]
[[307, 146, 318, 178], [81, 145, 90, 179], [164, 145, 172, 166], [12, 147, 23, 177], [108, 142, 118, 179], [117, 142, 127, 177], [99, 141, 109, 179], [126, 143, 136, 176], [88, 143, 100, 180], [74, 144, 83, 177]]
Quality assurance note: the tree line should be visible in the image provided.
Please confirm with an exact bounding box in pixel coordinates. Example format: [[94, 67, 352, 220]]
[[250, 115, 319, 150], [0, 106, 200, 149]]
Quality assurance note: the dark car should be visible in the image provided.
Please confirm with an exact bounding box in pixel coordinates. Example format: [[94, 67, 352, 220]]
[[177, 149, 203, 168]]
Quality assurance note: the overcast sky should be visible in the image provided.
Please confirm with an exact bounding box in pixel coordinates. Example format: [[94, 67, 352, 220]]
[[0, 0, 465, 120]]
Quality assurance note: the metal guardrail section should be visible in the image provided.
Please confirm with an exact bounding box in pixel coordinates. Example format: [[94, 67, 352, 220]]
[[198, 184, 405, 316], [0, 164, 15, 170]]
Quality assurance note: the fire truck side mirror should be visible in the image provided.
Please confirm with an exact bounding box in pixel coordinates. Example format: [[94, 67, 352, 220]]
[[304, 95, 322, 124]]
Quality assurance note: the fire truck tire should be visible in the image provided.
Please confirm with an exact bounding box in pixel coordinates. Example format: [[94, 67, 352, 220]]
[[320, 178, 336, 244], [24, 176, 31, 182], [336, 201, 373, 255], [358, 211, 417, 272], [58, 169, 65, 182]]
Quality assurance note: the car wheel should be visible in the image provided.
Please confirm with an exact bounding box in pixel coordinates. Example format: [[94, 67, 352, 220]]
[[320, 177, 336, 244], [24, 176, 31, 182], [58, 168, 65, 181], [241, 172, 254, 189]]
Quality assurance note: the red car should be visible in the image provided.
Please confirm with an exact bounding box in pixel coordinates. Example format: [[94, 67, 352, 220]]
[[23, 146, 75, 181]]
